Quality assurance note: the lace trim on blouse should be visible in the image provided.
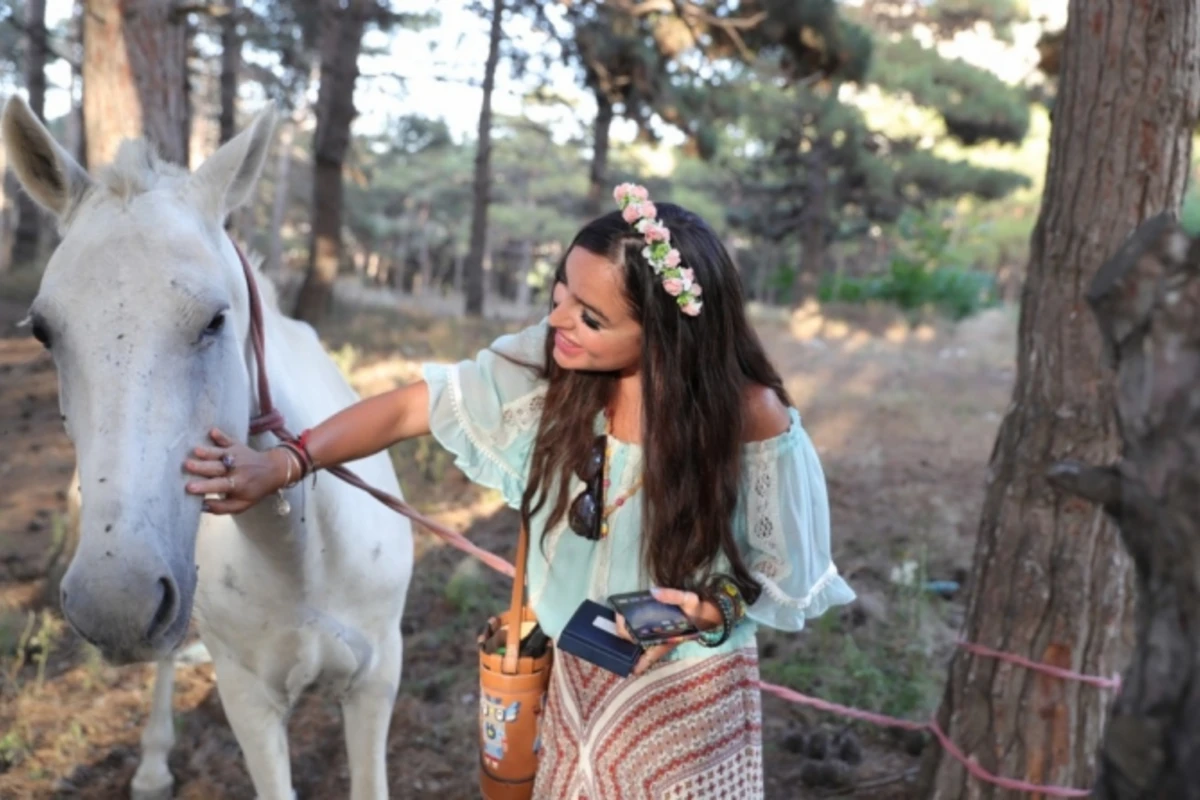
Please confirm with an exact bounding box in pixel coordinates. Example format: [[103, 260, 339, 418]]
[[446, 367, 545, 482], [743, 444, 790, 583]]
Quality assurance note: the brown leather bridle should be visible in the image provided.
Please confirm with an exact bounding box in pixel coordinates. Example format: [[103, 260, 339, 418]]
[[231, 239, 515, 577]]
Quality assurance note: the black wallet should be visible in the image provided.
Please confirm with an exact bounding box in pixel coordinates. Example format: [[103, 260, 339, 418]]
[[557, 599, 642, 677]]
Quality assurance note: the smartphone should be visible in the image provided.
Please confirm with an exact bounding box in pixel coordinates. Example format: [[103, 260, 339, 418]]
[[608, 590, 700, 647]]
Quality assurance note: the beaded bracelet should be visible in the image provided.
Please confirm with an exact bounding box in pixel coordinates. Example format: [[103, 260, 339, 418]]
[[697, 575, 746, 648], [698, 592, 736, 648]]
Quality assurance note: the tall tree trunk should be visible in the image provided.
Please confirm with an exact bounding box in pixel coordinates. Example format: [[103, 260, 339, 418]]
[[417, 202, 433, 294], [482, 234, 495, 301], [122, 0, 189, 165], [219, 0, 239, 145], [1049, 214, 1200, 799], [268, 119, 295, 273], [11, 0, 48, 269], [83, 0, 189, 167], [0, 149, 13, 274], [217, 0, 241, 233], [69, 1, 87, 168], [797, 138, 828, 303], [463, 0, 504, 317], [586, 91, 613, 216], [516, 237, 534, 310], [394, 224, 412, 291], [918, 3, 1200, 797], [292, 0, 369, 327], [453, 244, 464, 294]]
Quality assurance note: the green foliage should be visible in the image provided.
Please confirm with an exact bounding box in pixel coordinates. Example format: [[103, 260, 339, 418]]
[[871, 35, 1031, 145], [730, 0, 874, 83], [723, 71, 1030, 252], [443, 558, 500, 619], [1181, 166, 1200, 236], [819, 212, 1000, 319], [929, 0, 1030, 40], [760, 583, 942, 721], [894, 149, 1031, 202]]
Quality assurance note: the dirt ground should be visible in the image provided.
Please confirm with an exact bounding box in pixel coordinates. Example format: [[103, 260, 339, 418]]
[[0, 274, 1016, 799]]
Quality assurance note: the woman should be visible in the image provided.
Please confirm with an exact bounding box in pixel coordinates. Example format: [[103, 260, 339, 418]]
[[184, 184, 855, 798]]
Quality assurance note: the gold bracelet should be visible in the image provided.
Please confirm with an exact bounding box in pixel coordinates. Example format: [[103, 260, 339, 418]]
[[277, 446, 302, 488]]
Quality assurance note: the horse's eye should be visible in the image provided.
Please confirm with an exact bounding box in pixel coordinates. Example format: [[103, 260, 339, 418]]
[[30, 317, 51, 348], [203, 312, 226, 337]]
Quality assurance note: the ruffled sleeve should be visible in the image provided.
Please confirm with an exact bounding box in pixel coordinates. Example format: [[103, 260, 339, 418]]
[[420, 319, 549, 508], [736, 408, 856, 631]]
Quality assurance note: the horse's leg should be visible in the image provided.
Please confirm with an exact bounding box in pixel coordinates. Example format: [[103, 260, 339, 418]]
[[213, 653, 296, 800], [130, 658, 175, 800], [341, 628, 401, 800]]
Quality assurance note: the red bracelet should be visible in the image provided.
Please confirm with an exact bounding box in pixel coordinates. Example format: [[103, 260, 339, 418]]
[[295, 428, 317, 470]]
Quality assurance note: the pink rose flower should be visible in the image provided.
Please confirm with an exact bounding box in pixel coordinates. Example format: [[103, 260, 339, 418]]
[[638, 201, 657, 220], [681, 267, 695, 284], [622, 203, 643, 224], [631, 185, 649, 201], [613, 183, 639, 204], [681, 298, 703, 316], [690, 282, 703, 297], [664, 249, 682, 268], [643, 223, 670, 243], [662, 278, 685, 296]]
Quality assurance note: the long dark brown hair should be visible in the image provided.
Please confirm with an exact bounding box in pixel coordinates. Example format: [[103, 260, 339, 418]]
[[516, 203, 791, 602]]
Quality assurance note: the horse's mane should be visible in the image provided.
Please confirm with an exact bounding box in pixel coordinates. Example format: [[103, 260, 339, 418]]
[[90, 140, 282, 313], [95, 140, 190, 201]]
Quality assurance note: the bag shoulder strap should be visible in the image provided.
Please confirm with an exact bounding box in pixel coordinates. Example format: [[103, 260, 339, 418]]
[[502, 520, 531, 674]]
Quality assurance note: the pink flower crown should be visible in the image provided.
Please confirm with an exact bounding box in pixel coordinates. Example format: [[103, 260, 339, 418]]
[[612, 182, 703, 316]]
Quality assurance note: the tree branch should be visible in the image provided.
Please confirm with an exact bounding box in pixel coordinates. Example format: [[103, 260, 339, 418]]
[[1046, 460, 1122, 510], [0, 8, 80, 71]]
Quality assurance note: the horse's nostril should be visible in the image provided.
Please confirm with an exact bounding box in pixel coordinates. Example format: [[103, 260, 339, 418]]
[[145, 577, 178, 642]]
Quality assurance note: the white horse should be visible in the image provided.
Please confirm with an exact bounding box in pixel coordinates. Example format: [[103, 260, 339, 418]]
[[1, 96, 414, 800]]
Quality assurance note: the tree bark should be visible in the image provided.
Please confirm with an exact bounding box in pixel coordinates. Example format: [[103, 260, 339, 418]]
[[516, 237, 534, 309], [83, 0, 189, 168], [292, 0, 369, 327], [797, 137, 828, 303], [918, 3, 1200, 798], [219, 0, 239, 145], [417, 202, 433, 294], [121, 0, 189, 165], [463, 0, 504, 317], [11, 0, 48, 269], [267, 118, 295, 273], [70, 1, 87, 168], [1049, 215, 1200, 799], [587, 91, 613, 216], [0, 149, 14, 274]]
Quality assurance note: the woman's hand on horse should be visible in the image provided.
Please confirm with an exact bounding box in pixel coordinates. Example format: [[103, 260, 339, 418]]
[[183, 428, 288, 514], [615, 586, 724, 676]]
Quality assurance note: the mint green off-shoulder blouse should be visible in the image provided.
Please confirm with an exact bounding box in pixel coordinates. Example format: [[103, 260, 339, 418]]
[[420, 320, 855, 661]]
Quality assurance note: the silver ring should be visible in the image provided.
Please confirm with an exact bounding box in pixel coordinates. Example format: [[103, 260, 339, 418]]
[[227, 475, 236, 492], [221, 453, 235, 471]]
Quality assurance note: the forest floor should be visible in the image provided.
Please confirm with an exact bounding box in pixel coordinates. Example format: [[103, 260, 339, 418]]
[[0, 271, 1017, 799]]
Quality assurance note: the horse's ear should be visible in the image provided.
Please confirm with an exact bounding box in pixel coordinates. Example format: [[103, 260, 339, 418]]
[[1, 95, 93, 221], [189, 103, 277, 222]]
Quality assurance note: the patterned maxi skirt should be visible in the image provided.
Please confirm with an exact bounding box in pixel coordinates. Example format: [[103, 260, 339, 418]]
[[531, 645, 764, 799]]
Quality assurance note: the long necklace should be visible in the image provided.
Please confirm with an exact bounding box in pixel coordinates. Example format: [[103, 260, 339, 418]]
[[600, 414, 643, 539]]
